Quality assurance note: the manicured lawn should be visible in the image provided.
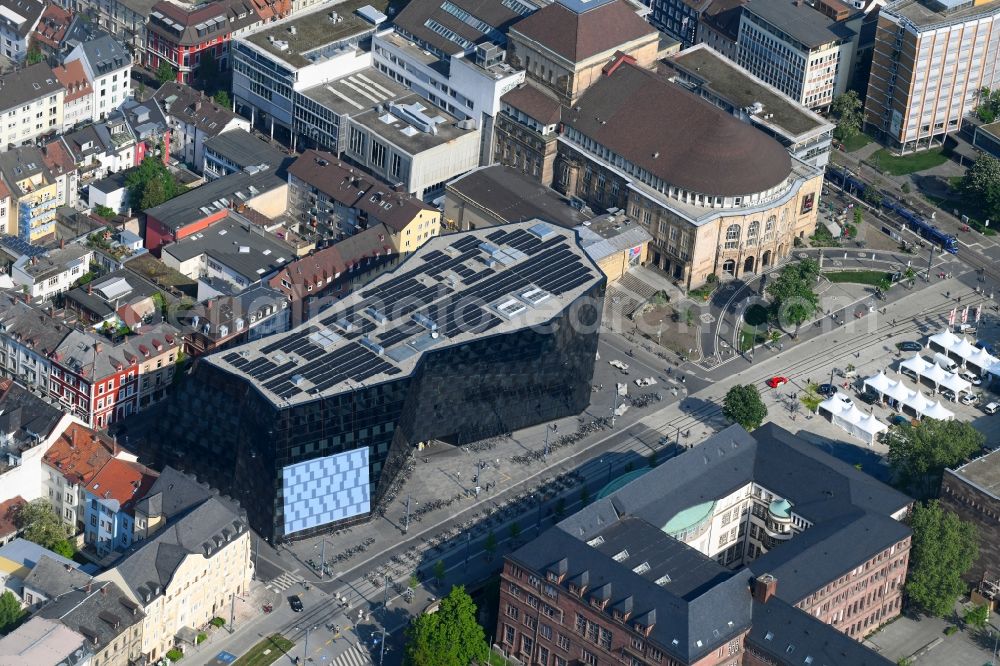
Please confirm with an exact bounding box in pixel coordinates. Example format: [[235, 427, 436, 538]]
[[840, 132, 872, 153], [232, 634, 295, 666], [823, 270, 892, 286], [871, 148, 948, 175], [738, 325, 767, 353]]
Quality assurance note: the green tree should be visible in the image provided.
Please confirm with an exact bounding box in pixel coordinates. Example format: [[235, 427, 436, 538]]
[[94, 204, 115, 219], [52, 539, 76, 558], [26, 48, 43, 65], [126, 156, 186, 212], [0, 590, 20, 633], [509, 521, 522, 541], [853, 207, 863, 227], [156, 61, 177, 84], [723, 384, 768, 431], [887, 419, 984, 499], [906, 500, 978, 617], [140, 177, 169, 210], [432, 559, 446, 584], [15, 500, 71, 550], [832, 90, 862, 141], [964, 152, 1000, 222], [213, 90, 231, 108], [484, 530, 497, 560], [963, 603, 990, 630], [767, 259, 819, 336], [404, 585, 487, 666]]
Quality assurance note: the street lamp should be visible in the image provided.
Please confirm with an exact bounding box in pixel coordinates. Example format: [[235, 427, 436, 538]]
[[379, 575, 389, 666], [295, 624, 317, 665], [543, 424, 557, 461], [404, 494, 414, 534]]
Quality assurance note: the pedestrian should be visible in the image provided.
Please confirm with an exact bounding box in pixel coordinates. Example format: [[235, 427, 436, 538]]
[[958, 296, 962, 304]]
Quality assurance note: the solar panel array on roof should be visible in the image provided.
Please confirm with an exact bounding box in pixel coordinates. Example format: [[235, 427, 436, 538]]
[[216, 222, 598, 404]]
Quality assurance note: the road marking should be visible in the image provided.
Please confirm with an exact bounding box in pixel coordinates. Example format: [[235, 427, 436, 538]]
[[330, 645, 371, 666]]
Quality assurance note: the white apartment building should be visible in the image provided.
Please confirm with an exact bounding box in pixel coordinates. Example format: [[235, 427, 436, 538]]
[[0, 64, 65, 148], [52, 60, 94, 133], [737, 0, 860, 111], [65, 34, 131, 121], [11, 246, 93, 302], [0, 0, 44, 62]]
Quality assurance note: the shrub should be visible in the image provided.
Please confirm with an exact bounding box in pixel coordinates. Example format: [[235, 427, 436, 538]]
[[943, 625, 958, 636], [196, 633, 207, 645], [209, 617, 225, 628], [166, 648, 184, 661]]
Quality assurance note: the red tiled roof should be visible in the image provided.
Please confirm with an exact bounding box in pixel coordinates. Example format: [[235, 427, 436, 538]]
[[511, 0, 657, 63], [43, 423, 117, 486], [33, 3, 71, 49], [42, 137, 76, 176], [0, 496, 26, 539], [86, 458, 157, 514], [52, 60, 92, 104]]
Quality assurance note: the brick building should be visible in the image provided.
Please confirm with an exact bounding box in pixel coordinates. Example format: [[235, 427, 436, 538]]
[[497, 423, 908, 666], [940, 448, 1000, 585]]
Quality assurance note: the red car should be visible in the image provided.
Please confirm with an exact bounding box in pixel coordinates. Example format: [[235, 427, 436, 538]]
[[766, 376, 789, 389]]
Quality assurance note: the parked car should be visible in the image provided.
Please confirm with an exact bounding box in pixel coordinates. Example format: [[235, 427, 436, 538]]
[[290, 595, 304, 612], [985, 402, 1000, 415], [889, 414, 909, 426], [817, 383, 835, 396], [766, 376, 789, 388], [960, 371, 982, 386], [960, 393, 979, 406], [896, 341, 923, 352], [857, 391, 879, 405], [941, 389, 957, 401]]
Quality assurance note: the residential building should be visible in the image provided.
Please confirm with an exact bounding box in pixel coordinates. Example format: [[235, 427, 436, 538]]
[[63, 268, 160, 327], [0, 538, 83, 598], [0, 295, 68, 394], [497, 422, 906, 666], [64, 33, 131, 121], [268, 223, 402, 325], [180, 283, 289, 355], [664, 45, 835, 167], [153, 82, 250, 169], [201, 127, 287, 180], [89, 227, 146, 272], [0, 379, 73, 505], [0, 63, 66, 148], [0, 616, 93, 666], [32, 2, 72, 58], [53, 59, 94, 132], [444, 164, 596, 231], [373, 0, 527, 138], [86, 172, 128, 215], [552, 59, 822, 287], [864, 0, 1000, 153], [21, 555, 92, 607], [505, 0, 660, 105], [736, 0, 859, 111], [118, 97, 169, 165], [98, 475, 252, 663], [41, 136, 80, 210], [940, 448, 1000, 584], [62, 121, 136, 185], [159, 212, 296, 289], [643, 0, 710, 47], [0, 0, 45, 62], [0, 496, 24, 545], [286, 149, 441, 251], [143, 164, 287, 255], [82, 457, 157, 556], [43, 422, 130, 531], [0, 146, 65, 242], [35, 580, 144, 666], [140, 221, 604, 542], [88, 0, 154, 62], [231, 0, 381, 147], [11, 245, 93, 300], [144, 0, 273, 85]]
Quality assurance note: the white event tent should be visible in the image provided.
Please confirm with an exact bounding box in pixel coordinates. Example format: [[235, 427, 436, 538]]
[[898, 355, 972, 399], [862, 372, 955, 421], [928, 329, 999, 376], [816, 393, 888, 445]]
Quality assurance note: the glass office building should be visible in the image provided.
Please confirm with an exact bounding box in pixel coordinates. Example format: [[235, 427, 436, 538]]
[[149, 221, 605, 542]]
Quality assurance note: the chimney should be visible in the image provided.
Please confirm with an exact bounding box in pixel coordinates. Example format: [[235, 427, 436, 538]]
[[751, 574, 777, 604]]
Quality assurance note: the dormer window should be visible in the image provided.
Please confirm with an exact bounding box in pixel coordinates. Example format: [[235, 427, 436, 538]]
[[612, 549, 629, 562]]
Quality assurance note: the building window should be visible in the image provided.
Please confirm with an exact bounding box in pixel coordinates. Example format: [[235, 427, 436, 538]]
[[764, 216, 775, 240], [725, 224, 740, 249], [349, 127, 366, 155], [370, 140, 386, 169], [746, 220, 759, 246]]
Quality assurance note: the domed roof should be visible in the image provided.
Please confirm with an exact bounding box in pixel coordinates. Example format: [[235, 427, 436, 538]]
[[563, 62, 792, 197], [662, 500, 716, 536]]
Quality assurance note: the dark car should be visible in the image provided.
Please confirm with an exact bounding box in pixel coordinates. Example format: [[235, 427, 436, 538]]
[[817, 383, 835, 396], [889, 414, 909, 426], [896, 341, 922, 352], [289, 595, 304, 612], [857, 391, 879, 405]]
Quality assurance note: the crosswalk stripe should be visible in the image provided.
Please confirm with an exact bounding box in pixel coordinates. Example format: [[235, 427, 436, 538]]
[[331, 645, 369, 666]]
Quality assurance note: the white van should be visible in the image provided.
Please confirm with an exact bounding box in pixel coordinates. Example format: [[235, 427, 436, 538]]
[[985, 402, 999, 415], [934, 352, 959, 373]]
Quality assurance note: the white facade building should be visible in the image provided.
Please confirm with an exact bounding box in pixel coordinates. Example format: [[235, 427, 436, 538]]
[[65, 34, 132, 121]]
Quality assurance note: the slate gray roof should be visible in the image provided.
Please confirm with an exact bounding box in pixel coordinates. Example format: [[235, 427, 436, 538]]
[[154, 82, 241, 138], [74, 33, 129, 77], [0, 381, 64, 452], [63, 268, 161, 321], [113, 496, 247, 603], [22, 555, 93, 601], [36, 580, 144, 653], [743, 0, 856, 47], [748, 597, 894, 665], [0, 295, 73, 357], [134, 465, 216, 520], [0, 0, 45, 39], [203, 128, 288, 173]]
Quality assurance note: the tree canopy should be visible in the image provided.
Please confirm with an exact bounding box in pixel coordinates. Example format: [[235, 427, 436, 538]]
[[15, 499, 72, 551], [766, 258, 820, 336], [832, 91, 862, 141], [126, 156, 186, 212], [976, 87, 1000, 123], [156, 61, 177, 85], [214, 91, 231, 108], [963, 152, 1000, 224], [963, 603, 990, 630], [723, 384, 768, 431], [906, 500, 978, 617], [404, 585, 487, 666], [887, 419, 983, 499], [0, 591, 21, 634]]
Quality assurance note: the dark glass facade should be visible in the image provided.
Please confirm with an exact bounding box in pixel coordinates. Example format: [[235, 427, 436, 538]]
[[143, 283, 603, 542]]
